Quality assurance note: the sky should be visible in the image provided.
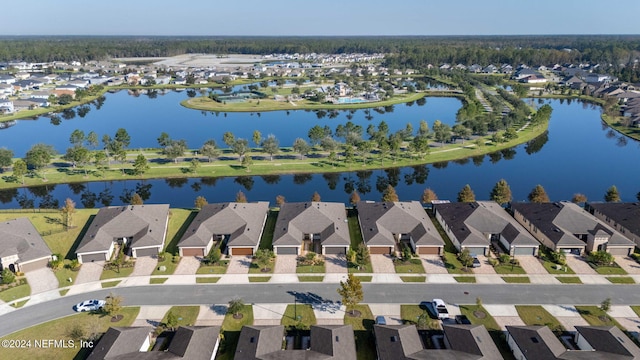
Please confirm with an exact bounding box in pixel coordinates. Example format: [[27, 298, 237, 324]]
[[1, 0, 639, 36]]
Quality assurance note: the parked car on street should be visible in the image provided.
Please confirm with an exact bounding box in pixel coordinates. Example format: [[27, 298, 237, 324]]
[[74, 299, 105, 312]]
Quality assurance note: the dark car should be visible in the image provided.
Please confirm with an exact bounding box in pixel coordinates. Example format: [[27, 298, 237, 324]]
[[455, 315, 471, 324]]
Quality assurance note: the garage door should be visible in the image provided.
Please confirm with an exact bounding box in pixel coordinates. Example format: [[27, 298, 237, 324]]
[[135, 247, 159, 257], [465, 247, 487, 256], [607, 247, 632, 256], [324, 247, 346, 255], [19, 258, 50, 272], [513, 247, 536, 256], [276, 247, 298, 255], [417, 247, 440, 255], [369, 246, 393, 255], [181, 248, 205, 257], [231, 247, 254, 256], [80, 252, 107, 263]]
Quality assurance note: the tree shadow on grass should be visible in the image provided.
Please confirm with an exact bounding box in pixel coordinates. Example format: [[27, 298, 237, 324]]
[[65, 214, 95, 260]]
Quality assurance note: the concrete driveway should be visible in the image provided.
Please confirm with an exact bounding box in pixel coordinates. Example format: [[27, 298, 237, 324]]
[[368, 304, 402, 325], [74, 261, 104, 284], [565, 255, 597, 275], [518, 256, 548, 274], [420, 256, 448, 274], [324, 255, 347, 273], [24, 268, 58, 294], [472, 255, 496, 274], [313, 301, 345, 325], [174, 257, 201, 275], [371, 255, 396, 273], [253, 303, 288, 325], [131, 256, 157, 276], [483, 304, 525, 330], [543, 305, 589, 331], [615, 257, 640, 275], [196, 304, 227, 326], [131, 305, 172, 327], [227, 256, 252, 274], [275, 255, 297, 274]]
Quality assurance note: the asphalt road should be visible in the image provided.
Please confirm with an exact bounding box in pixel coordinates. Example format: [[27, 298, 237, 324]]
[[2, 283, 640, 337]]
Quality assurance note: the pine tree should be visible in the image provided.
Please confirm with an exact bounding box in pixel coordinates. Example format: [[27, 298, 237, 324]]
[[421, 188, 438, 204], [528, 185, 550, 203], [489, 179, 512, 205], [381, 184, 399, 202], [337, 274, 363, 316], [349, 191, 361, 206], [604, 185, 621, 202], [457, 184, 476, 202]]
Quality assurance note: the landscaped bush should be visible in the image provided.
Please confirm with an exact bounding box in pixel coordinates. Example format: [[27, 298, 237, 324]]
[[587, 251, 614, 266], [298, 252, 324, 266], [498, 254, 511, 264], [488, 258, 499, 266], [1, 268, 16, 285], [631, 253, 640, 263], [549, 250, 566, 265]]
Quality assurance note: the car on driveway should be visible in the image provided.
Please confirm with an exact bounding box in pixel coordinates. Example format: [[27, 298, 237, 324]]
[[432, 298, 449, 320], [375, 316, 387, 325], [74, 299, 105, 312], [455, 314, 471, 324], [472, 256, 481, 268]]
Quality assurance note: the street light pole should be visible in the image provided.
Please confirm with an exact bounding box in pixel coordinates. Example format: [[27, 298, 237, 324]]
[[294, 297, 297, 321]]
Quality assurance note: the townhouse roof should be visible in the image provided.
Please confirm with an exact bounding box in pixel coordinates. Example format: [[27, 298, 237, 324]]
[[0, 218, 51, 263], [178, 202, 269, 248], [574, 326, 640, 359], [588, 202, 640, 238], [506, 326, 566, 360], [358, 201, 444, 247], [86, 327, 153, 360], [272, 202, 349, 247]]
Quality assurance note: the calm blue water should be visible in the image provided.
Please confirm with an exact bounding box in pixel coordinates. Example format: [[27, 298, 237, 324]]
[[0, 95, 638, 209]]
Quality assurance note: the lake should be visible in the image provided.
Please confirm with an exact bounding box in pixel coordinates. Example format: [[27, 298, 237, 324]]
[[0, 93, 638, 209]]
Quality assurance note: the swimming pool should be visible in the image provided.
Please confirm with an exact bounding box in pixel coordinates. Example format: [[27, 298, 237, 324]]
[[337, 97, 367, 104]]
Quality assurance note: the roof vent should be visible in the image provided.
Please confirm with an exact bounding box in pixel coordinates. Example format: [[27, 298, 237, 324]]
[[531, 337, 539, 344]]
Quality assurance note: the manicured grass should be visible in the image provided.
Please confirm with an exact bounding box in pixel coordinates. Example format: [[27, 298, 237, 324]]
[[348, 262, 374, 273], [493, 264, 526, 275], [150, 277, 168, 284], [631, 306, 640, 318], [101, 280, 121, 288], [442, 252, 472, 274], [195, 277, 220, 283], [602, 114, 640, 142], [11, 300, 28, 308], [259, 210, 278, 249], [0, 283, 30, 303], [218, 305, 254, 360], [455, 276, 477, 283], [100, 266, 134, 280], [594, 264, 628, 275], [162, 306, 200, 327], [355, 275, 373, 282], [248, 276, 271, 282], [516, 306, 564, 331], [248, 258, 275, 274], [0, 307, 139, 360], [59, 289, 70, 296], [196, 261, 229, 274], [542, 260, 574, 274], [400, 276, 426, 282], [575, 306, 623, 328], [163, 208, 196, 256], [556, 276, 582, 284], [347, 209, 364, 249], [281, 304, 317, 328], [394, 258, 426, 274], [296, 264, 326, 274], [606, 276, 635, 284], [501, 276, 530, 283], [151, 255, 180, 276], [53, 261, 80, 287], [343, 305, 376, 360], [298, 275, 324, 282], [401, 305, 428, 324]]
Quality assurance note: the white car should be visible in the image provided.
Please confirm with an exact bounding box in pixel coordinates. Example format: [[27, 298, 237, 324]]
[[74, 299, 105, 312], [432, 298, 449, 320]]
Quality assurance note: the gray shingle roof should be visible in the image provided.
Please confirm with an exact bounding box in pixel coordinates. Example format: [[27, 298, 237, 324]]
[[272, 202, 349, 248], [506, 326, 566, 360], [0, 218, 51, 264], [178, 202, 269, 248], [588, 202, 640, 239], [86, 326, 153, 360], [76, 205, 169, 254], [574, 326, 640, 358], [167, 326, 221, 360], [358, 201, 444, 248]]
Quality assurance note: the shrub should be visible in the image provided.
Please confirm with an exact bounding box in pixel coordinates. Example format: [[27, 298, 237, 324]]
[[587, 251, 614, 266], [1, 268, 16, 285], [498, 254, 511, 264], [549, 250, 566, 265], [488, 258, 499, 266]]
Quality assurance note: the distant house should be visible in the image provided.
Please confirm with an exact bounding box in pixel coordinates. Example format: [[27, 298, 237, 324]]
[[272, 202, 350, 255], [357, 201, 444, 255], [87, 326, 220, 360], [178, 202, 269, 257], [234, 325, 356, 360], [587, 202, 640, 248], [511, 202, 635, 256], [434, 201, 539, 256], [75, 204, 170, 263], [374, 324, 502, 360], [0, 218, 52, 273]]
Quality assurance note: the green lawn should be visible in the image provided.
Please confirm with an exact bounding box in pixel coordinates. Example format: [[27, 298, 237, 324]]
[[162, 306, 200, 327], [502, 276, 530, 283], [0, 307, 139, 360], [347, 209, 364, 249], [196, 277, 220, 283], [459, 305, 515, 360], [53, 261, 80, 287], [348, 262, 374, 273], [0, 283, 30, 303], [248, 258, 275, 274], [575, 306, 623, 328], [455, 276, 477, 283], [248, 276, 271, 282], [298, 275, 324, 282], [542, 260, 574, 274], [12, 300, 28, 308], [100, 266, 134, 280], [163, 209, 197, 255], [259, 210, 278, 249], [151, 255, 180, 276], [281, 304, 317, 328], [594, 265, 628, 275], [196, 261, 229, 274], [218, 305, 254, 360], [631, 306, 640, 317], [101, 280, 121, 288], [442, 252, 472, 274], [556, 276, 582, 284], [59, 289, 70, 296], [400, 276, 426, 282], [400, 305, 428, 324], [343, 305, 376, 360], [296, 264, 326, 274], [394, 258, 425, 274], [355, 275, 373, 282], [516, 306, 564, 331], [606, 276, 635, 284], [493, 264, 526, 275], [150, 277, 168, 284]]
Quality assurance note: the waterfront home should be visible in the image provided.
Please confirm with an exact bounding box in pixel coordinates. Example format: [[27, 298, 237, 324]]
[[587, 202, 640, 248], [0, 218, 52, 273]]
